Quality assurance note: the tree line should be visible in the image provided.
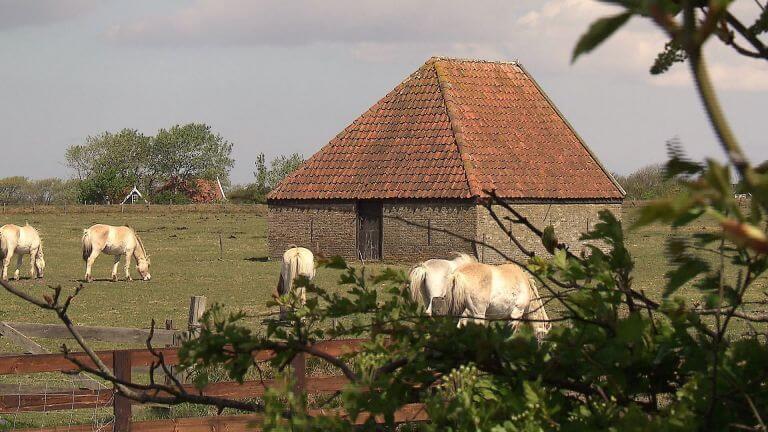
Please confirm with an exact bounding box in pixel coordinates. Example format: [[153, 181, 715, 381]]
[[65, 123, 234, 204]]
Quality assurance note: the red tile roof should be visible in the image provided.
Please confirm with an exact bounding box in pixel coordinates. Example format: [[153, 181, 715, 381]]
[[268, 57, 624, 201]]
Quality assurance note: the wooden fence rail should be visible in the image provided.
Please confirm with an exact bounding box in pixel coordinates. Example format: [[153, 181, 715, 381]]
[[0, 339, 373, 431]]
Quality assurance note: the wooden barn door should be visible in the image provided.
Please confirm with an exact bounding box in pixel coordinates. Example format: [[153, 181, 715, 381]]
[[357, 201, 382, 261]]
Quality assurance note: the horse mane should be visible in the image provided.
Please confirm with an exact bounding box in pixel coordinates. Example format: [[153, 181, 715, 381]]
[[407, 264, 427, 305], [133, 229, 148, 259], [449, 252, 476, 266]]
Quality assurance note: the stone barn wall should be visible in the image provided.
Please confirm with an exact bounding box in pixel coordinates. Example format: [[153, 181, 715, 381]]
[[476, 201, 623, 264], [267, 201, 357, 260], [382, 200, 477, 263]]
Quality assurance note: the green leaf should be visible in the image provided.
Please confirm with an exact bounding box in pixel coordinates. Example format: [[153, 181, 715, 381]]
[[542, 225, 558, 254], [572, 12, 633, 62], [664, 258, 710, 296]]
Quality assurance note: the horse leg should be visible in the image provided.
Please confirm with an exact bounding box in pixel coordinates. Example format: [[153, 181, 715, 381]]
[[509, 306, 526, 333], [29, 249, 37, 278], [111, 255, 120, 282], [13, 253, 22, 280], [124, 251, 133, 281], [1, 248, 11, 280], [85, 250, 99, 282]]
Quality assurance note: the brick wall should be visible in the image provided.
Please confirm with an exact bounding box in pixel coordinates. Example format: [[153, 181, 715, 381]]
[[476, 201, 623, 264], [382, 200, 477, 263], [267, 201, 357, 260]]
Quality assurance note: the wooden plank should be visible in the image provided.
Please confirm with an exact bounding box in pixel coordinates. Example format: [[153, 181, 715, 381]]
[[113, 351, 132, 432], [0, 339, 366, 375], [3, 322, 177, 345], [0, 389, 113, 413], [0, 323, 49, 355], [0, 375, 349, 413]]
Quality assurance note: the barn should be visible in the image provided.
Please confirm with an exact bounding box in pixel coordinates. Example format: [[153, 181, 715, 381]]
[[267, 57, 625, 263]]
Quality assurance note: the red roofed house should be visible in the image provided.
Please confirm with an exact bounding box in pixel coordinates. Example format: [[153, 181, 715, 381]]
[[267, 57, 625, 263]]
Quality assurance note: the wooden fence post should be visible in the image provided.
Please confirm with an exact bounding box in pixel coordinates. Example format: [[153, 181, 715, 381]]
[[188, 296, 207, 337], [113, 350, 132, 432], [292, 352, 306, 395]]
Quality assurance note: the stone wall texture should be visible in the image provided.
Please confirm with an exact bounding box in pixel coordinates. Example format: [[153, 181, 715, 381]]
[[475, 201, 623, 264], [382, 200, 477, 262], [267, 201, 357, 260], [268, 199, 623, 264]]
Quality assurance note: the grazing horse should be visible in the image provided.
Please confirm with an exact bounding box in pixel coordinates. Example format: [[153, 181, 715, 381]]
[[82, 224, 151, 282], [0, 223, 45, 280], [446, 262, 551, 337], [277, 246, 315, 305], [408, 252, 476, 316]]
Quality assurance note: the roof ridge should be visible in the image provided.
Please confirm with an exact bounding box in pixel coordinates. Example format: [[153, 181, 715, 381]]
[[433, 60, 482, 198], [427, 56, 521, 66]]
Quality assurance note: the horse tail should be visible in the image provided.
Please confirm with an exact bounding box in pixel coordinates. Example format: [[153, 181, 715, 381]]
[[407, 264, 427, 305], [525, 276, 551, 336], [0, 229, 5, 261], [279, 250, 299, 296], [81, 229, 92, 261], [446, 269, 468, 317]]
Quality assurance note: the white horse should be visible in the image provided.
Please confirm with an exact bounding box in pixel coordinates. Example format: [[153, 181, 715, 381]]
[[408, 252, 476, 316], [446, 262, 551, 338], [277, 246, 315, 304], [82, 224, 151, 282], [0, 223, 45, 280]]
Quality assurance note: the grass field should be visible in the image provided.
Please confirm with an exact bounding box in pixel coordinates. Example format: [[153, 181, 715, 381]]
[[1, 204, 765, 349], [0, 203, 766, 429]]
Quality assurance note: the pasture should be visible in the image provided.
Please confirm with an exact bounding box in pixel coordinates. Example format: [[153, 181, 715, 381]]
[[0, 203, 764, 354], [0, 203, 765, 429]]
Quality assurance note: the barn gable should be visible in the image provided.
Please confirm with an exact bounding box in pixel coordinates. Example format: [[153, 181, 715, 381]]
[[268, 57, 624, 201]]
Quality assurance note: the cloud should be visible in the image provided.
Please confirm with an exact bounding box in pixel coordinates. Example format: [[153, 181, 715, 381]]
[[107, 0, 525, 46], [0, 0, 99, 31], [106, 0, 767, 92]]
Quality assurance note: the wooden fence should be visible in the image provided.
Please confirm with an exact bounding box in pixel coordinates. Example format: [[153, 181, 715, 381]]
[[0, 339, 427, 431], [0, 296, 427, 430]]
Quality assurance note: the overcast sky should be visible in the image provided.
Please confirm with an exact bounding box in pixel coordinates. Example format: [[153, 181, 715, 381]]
[[0, 0, 765, 184]]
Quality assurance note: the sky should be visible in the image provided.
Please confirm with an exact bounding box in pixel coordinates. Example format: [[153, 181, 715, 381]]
[[0, 0, 765, 185]]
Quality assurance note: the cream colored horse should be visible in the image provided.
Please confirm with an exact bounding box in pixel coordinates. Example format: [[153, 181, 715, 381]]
[[0, 223, 45, 280], [277, 246, 315, 304], [82, 224, 151, 282], [446, 262, 551, 337], [408, 252, 476, 316]]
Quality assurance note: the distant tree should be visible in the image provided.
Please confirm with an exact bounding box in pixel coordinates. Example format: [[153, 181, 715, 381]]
[[23, 178, 77, 205], [0, 177, 29, 204], [77, 168, 126, 204], [65, 129, 154, 190], [150, 123, 234, 187], [613, 162, 684, 200], [265, 153, 304, 190], [230, 152, 304, 203]]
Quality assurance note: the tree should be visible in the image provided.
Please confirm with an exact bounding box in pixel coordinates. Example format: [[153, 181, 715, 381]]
[[230, 152, 304, 203], [76, 167, 127, 204], [265, 153, 304, 190], [3, 1, 768, 430], [613, 160, 684, 200], [151, 123, 234, 186], [0, 177, 29, 204]]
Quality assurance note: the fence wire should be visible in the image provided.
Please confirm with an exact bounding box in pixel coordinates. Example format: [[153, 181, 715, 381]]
[[0, 372, 113, 431]]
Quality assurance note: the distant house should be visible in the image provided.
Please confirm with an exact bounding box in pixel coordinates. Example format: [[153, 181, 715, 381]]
[[267, 57, 624, 263], [158, 177, 226, 203], [121, 186, 148, 205]]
